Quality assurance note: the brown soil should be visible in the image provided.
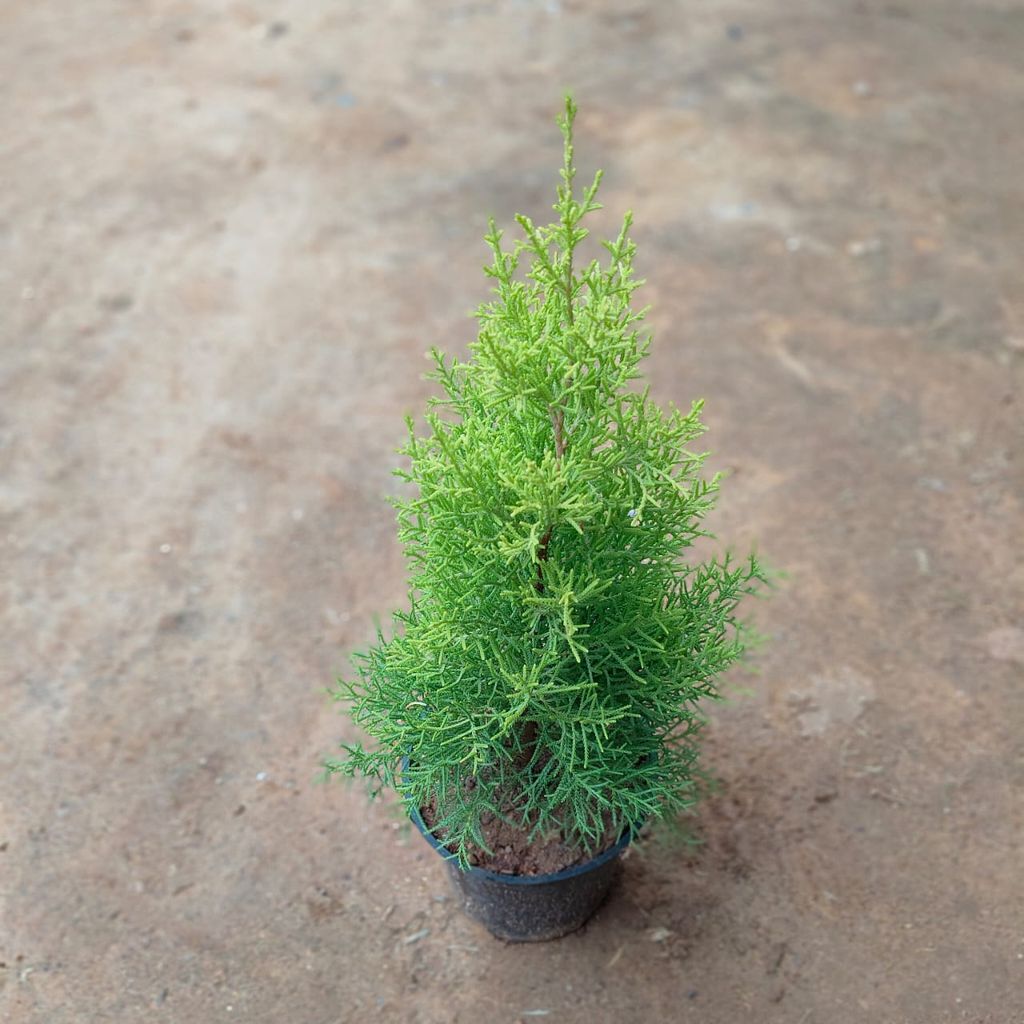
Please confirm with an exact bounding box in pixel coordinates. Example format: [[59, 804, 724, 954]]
[[420, 794, 622, 876]]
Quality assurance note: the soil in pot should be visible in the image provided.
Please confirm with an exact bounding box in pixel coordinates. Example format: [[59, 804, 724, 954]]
[[420, 793, 621, 876]]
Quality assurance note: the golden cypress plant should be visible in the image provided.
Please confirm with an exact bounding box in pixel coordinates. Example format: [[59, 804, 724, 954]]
[[330, 98, 766, 868]]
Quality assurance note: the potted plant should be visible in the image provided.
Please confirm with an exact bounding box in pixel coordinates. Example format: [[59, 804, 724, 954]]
[[330, 98, 766, 942]]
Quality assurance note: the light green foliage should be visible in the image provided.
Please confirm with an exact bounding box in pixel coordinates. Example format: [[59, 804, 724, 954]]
[[330, 98, 766, 866]]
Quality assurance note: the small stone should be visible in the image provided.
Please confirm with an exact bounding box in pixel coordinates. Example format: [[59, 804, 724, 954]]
[[847, 238, 881, 257], [99, 293, 134, 312]]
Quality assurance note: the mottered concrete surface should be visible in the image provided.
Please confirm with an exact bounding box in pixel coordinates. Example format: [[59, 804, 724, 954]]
[[2, 2, 1022, 1021]]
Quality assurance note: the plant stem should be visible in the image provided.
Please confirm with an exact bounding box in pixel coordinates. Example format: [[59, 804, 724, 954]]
[[534, 407, 567, 594], [566, 251, 574, 326]]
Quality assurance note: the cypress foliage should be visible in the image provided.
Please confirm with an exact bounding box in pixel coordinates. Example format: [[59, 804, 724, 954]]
[[330, 98, 766, 867]]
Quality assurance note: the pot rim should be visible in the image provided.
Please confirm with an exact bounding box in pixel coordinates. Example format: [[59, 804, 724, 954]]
[[406, 798, 636, 886]]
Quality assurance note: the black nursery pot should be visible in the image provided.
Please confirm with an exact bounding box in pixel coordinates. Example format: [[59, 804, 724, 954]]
[[408, 804, 635, 942]]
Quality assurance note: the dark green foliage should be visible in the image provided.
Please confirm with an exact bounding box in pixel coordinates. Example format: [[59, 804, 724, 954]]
[[329, 98, 766, 867]]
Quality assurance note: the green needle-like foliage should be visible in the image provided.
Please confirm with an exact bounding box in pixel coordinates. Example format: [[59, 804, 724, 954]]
[[330, 98, 767, 868]]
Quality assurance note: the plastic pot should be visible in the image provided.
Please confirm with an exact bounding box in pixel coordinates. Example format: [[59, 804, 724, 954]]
[[408, 803, 635, 942]]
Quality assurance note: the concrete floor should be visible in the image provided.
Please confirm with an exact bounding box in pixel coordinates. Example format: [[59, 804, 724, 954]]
[[2, 2, 1022, 1022]]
